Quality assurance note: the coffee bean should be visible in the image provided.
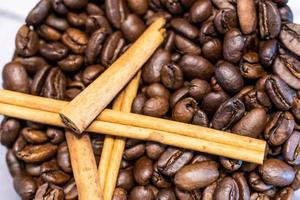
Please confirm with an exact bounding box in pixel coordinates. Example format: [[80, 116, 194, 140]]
[[145, 83, 170, 99], [259, 159, 295, 187], [0, 119, 21, 147], [174, 34, 201, 55], [13, 173, 37, 200], [233, 172, 250, 200], [259, 39, 278, 67], [41, 67, 66, 100], [202, 38, 222, 62], [143, 97, 169, 117], [214, 177, 239, 200], [172, 98, 198, 123], [45, 14, 70, 31], [237, 0, 257, 34], [82, 65, 105, 86], [57, 142, 72, 173], [123, 143, 145, 161], [240, 52, 266, 80], [86, 15, 112, 35], [113, 188, 128, 200], [214, 8, 238, 34], [26, 0, 51, 26], [6, 149, 22, 177], [39, 42, 69, 61], [279, 5, 293, 24], [202, 90, 230, 115], [21, 127, 48, 144], [146, 142, 166, 160], [67, 12, 87, 28], [212, 0, 234, 9], [223, 28, 245, 63], [170, 18, 198, 39], [51, 0, 68, 15], [199, 20, 218, 45], [134, 156, 153, 185], [117, 167, 134, 190], [128, 186, 155, 200], [190, 0, 212, 23], [63, 179, 78, 199], [62, 28, 88, 54], [192, 109, 209, 127], [63, 0, 88, 9], [46, 127, 65, 144], [220, 157, 242, 172], [156, 188, 176, 200], [174, 161, 219, 191], [106, 0, 129, 29], [249, 172, 273, 192], [35, 183, 64, 200], [152, 162, 171, 188], [40, 159, 70, 185], [15, 25, 39, 57], [280, 23, 300, 57], [283, 131, 300, 165], [85, 28, 107, 64]]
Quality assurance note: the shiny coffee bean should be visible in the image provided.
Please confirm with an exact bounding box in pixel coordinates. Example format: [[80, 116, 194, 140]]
[[249, 172, 273, 192], [237, 0, 257, 34], [145, 83, 170, 99], [6, 149, 22, 177], [21, 127, 48, 144], [233, 172, 250, 200], [67, 12, 87, 28], [117, 167, 134, 190], [134, 156, 153, 185], [63, 0, 88, 9], [105, 0, 129, 29], [283, 131, 300, 165], [85, 28, 107, 65], [113, 188, 127, 200], [259, 39, 278, 67], [223, 28, 245, 64], [202, 90, 230, 115], [62, 28, 88, 54], [57, 142, 72, 173], [63, 179, 78, 199], [214, 8, 238, 34], [143, 97, 169, 117], [58, 55, 84, 72], [132, 94, 147, 114], [39, 42, 69, 61], [15, 25, 39, 57], [127, 0, 148, 15], [123, 143, 145, 161], [156, 188, 176, 200], [172, 98, 197, 123], [220, 157, 242, 172], [128, 186, 155, 200], [121, 14, 146, 42], [240, 52, 266, 79], [40, 159, 70, 185], [280, 23, 300, 57], [146, 142, 166, 160], [3, 62, 29, 93], [35, 183, 64, 200], [202, 38, 222, 62], [86, 15, 112, 35], [46, 127, 65, 144], [82, 65, 105, 86], [190, 0, 212, 23], [26, 0, 51, 26], [199, 20, 218, 45], [13, 56, 48, 74], [188, 79, 211, 101], [174, 34, 201, 55], [170, 18, 198, 39], [13, 173, 37, 200], [160, 63, 183, 90], [214, 177, 239, 200], [45, 14, 69, 31], [0, 119, 21, 147], [37, 25, 62, 42], [152, 162, 171, 188]]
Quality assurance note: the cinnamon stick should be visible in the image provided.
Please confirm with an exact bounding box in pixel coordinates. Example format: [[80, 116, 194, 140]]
[[65, 130, 103, 200], [0, 102, 265, 164], [104, 72, 141, 200], [0, 89, 265, 152], [59, 18, 166, 134]]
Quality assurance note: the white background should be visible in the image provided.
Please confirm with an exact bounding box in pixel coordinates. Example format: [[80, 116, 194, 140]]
[[0, 0, 299, 199]]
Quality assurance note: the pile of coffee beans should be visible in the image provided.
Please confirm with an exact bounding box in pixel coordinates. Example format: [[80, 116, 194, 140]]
[[1, 0, 300, 199]]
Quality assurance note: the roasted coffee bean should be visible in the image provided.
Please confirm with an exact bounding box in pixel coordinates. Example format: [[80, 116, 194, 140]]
[[211, 98, 245, 130], [240, 52, 266, 79], [199, 20, 218, 45], [145, 11, 172, 25], [273, 54, 300, 90], [6, 149, 22, 177], [123, 143, 145, 160], [249, 172, 273, 192], [160, 64, 183, 90], [265, 75, 296, 110], [202, 182, 217, 200], [3, 62, 29, 93], [101, 31, 126, 67], [46, 127, 65, 144], [16, 143, 58, 163], [46, 14, 69, 31], [250, 193, 270, 200], [174, 187, 202, 200], [244, 89, 273, 111], [214, 177, 239, 200], [292, 166, 300, 190], [117, 167, 134, 190], [14, 56, 48, 74], [63, 28, 88, 54], [212, 0, 234, 9], [51, 0, 68, 15], [259, 159, 295, 187], [202, 90, 230, 115], [179, 54, 214, 80], [146, 142, 166, 160], [0, 119, 21, 147], [170, 18, 198, 39], [134, 156, 153, 185], [215, 61, 244, 93], [82, 65, 105, 85], [127, 0, 148, 15], [142, 49, 171, 84], [158, 147, 193, 176], [143, 97, 169, 117], [35, 183, 64, 200], [259, 0, 281, 39], [105, 0, 129, 29], [63, 179, 78, 199], [67, 12, 87, 28], [192, 109, 209, 127], [113, 188, 127, 200], [128, 186, 155, 200], [86, 15, 112, 35], [132, 94, 147, 114], [174, 34, 201, 55], [58, 55, 84, 72], [13, 173, 37, 200], [26, 0, 51, 26], [15, 25, 39, 57], [172, 98, 197, 123], [190, 0, 212, 23], [223, 28, 245, 63], [214, 8, 238, 34], [156, 188, 176, 200], [259, 39, 278, 67], [283, 131, 300, 165], [152, 162, 171, 188], [21, 127, 48, 144], [145, 83, 170, 99], [85, 28, 107, 64], [279, 5, 293, 24], [57, 142, 72, 173], [188, 79, 211, 101], [25, 163, 41, 177], [121, 14, 145, 42], [41, 67, 66, 100], [39, 42, 69, 61], [63, 0, 88, 9], [274, 187, 294, 200], [202, 38, 222, 62], [174, 161, 219, 191], [233, 172, 251, 200], [170, 86, 189, 108], [37, 24, 62, 42], [13, 135, 27, 154], [220, 157, 242, 172], [237, 0, 257, 34], [160, 0, 183, 14], [264, 111, 295, 146], [232, 108, 267, 138], [280, 23, 300, 57], [40, 159, 70, 185]]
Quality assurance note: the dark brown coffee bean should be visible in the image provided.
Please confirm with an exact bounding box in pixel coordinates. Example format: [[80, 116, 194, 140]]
[[264, 111, 295, 146], [39, 42, 69, 61], [142, 49, 171, 84], [211, 98, 245, 130], [158, 147, 193, 176], [192, 109, 209, 127], [273, 54, 300, 90], [21, 127, 48, 144], [179, 54, 214, 80], [283, 131, 300, 165], [146, 142, 166, 160], [121, 14, 146, 42], [51, 0, 68, 15], [190, 0, 212, 23], [128, 186, 155, 200], [82, 65, 105, 86], [240, 52, 266, 79], [160, 0, 183, 14], [259, 39, 278, 67], [259, 0, 281, 39], [105, 0, 129, 29], [223, 28, 245, 63], [13, 135, 27, 154], [63, 179, 78, 199], [202, 38, 222, 62], [6, 149, 22, 177], [202, 182, 217, 200], [85, 28, 107, 65], [86, 15, 112, 35], [0, 119, 21, 147], [199, 20, 218, 45], [15, 25, 39, 57], [188, 79, 211, 101], [215, 61, 244, 93], [160, 64, 183, 90], [26, 0, 51, 26], [212, 0, 234, 9], [152, 162, 171, 188], [63, 28, 88, 54], [233, 172, 250, 200], [143, 97, 169, 117], [37, 25, 62, 42], [214, 8, 238, 34], [279, 5, 293, 24], [25, 163, 41, 177], [123, 143, 145, 160], [14, 56, 48, 74], [174, 161, 219, 191], [63, 0, 88, 9], [117, 167, 134, 190], [174, 34, 201, 55], [41, 67, 66, 100], [259, 159, 295, 187], [145, 83, 170, 99], [292, 166, 300, 190], [274, 187, 294, 200], [3, 62, 29, 93], [145, 11, 172, 26], [172, 98, 197, 123], [265, 75, 296, 110], [101, 31, 126, 67], [237, 0, 257, 34], [134, 156, 153, 185], [40, 159, 70, 185], [127, 0, 148, 15], [67, 12, 87, 28], [58, 55, 84, 72], [16, 143, 57, 163], [170, 87, 189, 108], [35, 183, 64, 200], [214, 177, 239, 200], [132, 94, 147, 114], [280, 23, 300, 57], [46, 127, 65, 144], [113, 188, 127, 200], [14, 173, 37, 200], [202, 90, 230, 115], [46, 14, 69, 31], [220, 157, 242, 172], [232, 108, 267, 138], [249, 172, 273, 192], [244, 89, 272, 111], [57, 142, 72, 173], [156, 188, 176, 200], [170, 18, 198, 40]]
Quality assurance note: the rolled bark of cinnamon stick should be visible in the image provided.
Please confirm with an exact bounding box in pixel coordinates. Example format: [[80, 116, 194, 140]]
[[59, 18, 166, 134], [0, 89, 265, 152], [0, 102, 265, 164], [65, 130, 103, 200]]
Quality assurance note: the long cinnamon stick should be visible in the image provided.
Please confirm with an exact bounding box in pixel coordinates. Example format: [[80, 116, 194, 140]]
[[98, 92, 124, 192], [65, 130, 103, 200], [59, 18, 166, 134], [0, 102, 265, 164], [104, 72, 141, 200], [0, 89, 265, 152]]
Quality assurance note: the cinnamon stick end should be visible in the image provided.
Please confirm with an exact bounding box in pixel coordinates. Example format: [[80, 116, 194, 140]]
[[60, 113, 83, 135]]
